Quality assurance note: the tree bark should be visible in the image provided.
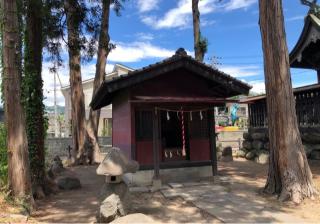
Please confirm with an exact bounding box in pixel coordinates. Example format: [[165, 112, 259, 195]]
[[64, 0, 87, 164], [259, 0, 318, 203], [192, 0, 202, 61], [86, 0, 111, 164], [1, 0, 33, 203], [24, 0, 47, 198]]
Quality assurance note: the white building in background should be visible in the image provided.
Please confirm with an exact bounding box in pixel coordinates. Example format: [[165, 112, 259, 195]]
[[61, 64, 133, 137]]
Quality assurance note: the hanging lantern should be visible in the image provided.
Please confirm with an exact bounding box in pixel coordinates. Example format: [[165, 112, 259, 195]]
[[190, 111, 193, 121], [167, 111, 170, 120], [200, 111, 203, 120]]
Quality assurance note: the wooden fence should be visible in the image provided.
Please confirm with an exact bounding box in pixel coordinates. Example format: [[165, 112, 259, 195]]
[[248, 85, 320, 128]]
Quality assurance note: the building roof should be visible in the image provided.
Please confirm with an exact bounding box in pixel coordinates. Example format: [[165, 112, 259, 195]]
[[91, 48, 252, 110], [61, 63, 134, 91], [290, 14, 320, 69], [241, 83, 320, 103]]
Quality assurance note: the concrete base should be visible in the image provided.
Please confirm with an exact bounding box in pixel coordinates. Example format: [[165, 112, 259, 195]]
[[123, 166, 213, 186], [151, 179, 162, 192]]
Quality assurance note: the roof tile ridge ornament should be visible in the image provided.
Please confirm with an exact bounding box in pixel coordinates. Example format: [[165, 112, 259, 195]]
[[174, 48, 188, 57], [301, 0, 320, 18]]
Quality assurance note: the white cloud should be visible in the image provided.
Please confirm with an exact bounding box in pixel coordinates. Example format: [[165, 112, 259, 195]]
[[137, 0, 160, 12], [223, 0, 256, 11], [42, 40, 183, 106], [248, 80, 266, 94], [42, 62, 69, 106], [42, 61, 115, 106], [201, 18, 216, 27], [108, 41, 179, 62], [218, 65, 261, 78], [135, 32, 155, 41], [141, 0, 216, 29], [286, 15, 304, 22], [141, 0, 256, 29]]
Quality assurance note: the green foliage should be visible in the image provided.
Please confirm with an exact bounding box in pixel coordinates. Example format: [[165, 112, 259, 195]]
[[0, 123, 7, 187], [44, 0, 126, 71], [0, 3, 4, 104], [43, 111, 49, 138], [198, 33, 208, 56], [218, 121, 228, 127], [101, 127, 107, 137], [22, 0, 46, 186]]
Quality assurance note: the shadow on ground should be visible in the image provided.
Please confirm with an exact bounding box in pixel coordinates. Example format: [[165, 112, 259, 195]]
[[31, 159, 320, 223], [32, 166, 104, 223]]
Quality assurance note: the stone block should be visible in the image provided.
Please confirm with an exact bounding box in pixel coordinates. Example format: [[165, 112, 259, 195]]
[[236, 149, 247, 158], [129, 186, 150, 193], [222, 146, 232, 157], [99, 200, 118, 223], [168, 182, 183, 188], [252, 140, 263, 150], [111, 213, 155, 223], [151, 179, 162, 192], [243, 132, 251, 140], [303, 144, 314, 158], [56, 176, 81, 190], [245, 151, 256, 160], [310, 150, 320, 160], [255, 151, 269, 164], [301, 132, 320, 144], [242, 141, 252, 150], [251, 132, 266, 141], [98, 182, 129, 223]]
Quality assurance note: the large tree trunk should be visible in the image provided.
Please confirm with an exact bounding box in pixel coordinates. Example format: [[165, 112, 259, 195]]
[[192, 0, 202, 61], [64, 0, 87, 164], [1, 0, 33, 203], [24, 0, 47, 199], [86, 0, 111, 164], [259, 0, 318, 203]]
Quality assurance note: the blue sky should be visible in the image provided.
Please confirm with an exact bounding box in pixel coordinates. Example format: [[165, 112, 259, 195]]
[[44, 0, 316, 106]]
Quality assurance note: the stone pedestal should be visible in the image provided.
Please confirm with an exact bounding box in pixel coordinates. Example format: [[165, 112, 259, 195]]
[[151, 178, 162, 192], [98, 182, 129, 223], [96, 147, 139, 223]]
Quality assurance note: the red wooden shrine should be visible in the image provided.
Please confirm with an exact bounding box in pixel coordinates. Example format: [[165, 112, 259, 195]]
[[91, 48, 251, 177]]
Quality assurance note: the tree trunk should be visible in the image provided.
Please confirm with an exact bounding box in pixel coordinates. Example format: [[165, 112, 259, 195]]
[[24, 0, 47, 199], [64, 0, 87, 164], [259, 0, 318, 203], [86, 0, 111, 164], [1, 0, 33, 203], [192, 0, 202, 61]]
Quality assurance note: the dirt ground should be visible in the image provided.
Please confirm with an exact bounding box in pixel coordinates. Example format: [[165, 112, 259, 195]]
[[129, 191, 220, 223], [1, 159, 320, 223], [219, 158, 320, 222], [30, 165, 218, 223]]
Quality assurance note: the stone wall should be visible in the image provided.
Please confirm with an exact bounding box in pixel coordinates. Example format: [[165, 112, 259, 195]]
[[45, 137, 112, 161], [217, 130, 245, 149], [240, 127, 320, 163]]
